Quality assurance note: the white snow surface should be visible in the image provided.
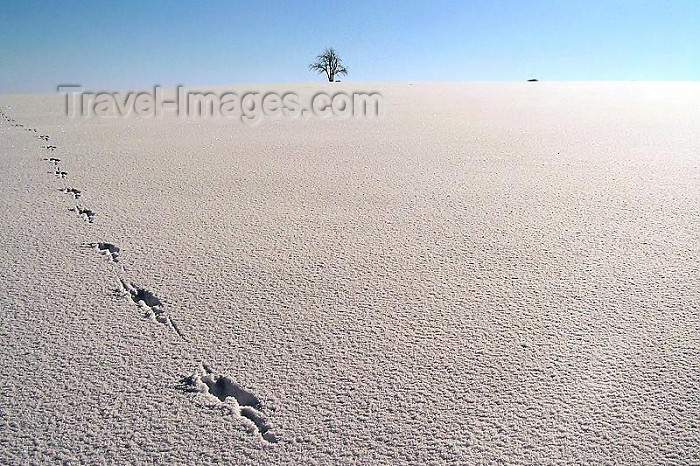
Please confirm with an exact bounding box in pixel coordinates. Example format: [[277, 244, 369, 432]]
[[0, 82, 698, 464]]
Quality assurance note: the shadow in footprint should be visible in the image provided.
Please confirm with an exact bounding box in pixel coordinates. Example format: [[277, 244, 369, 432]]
[[60, 187, 81, 199], [117, 279, 185, 340], [201, 373, 263, 409], [178, 366, 277, 443], [71, 206, 95, 223], [120, 279, 162, 309], [85, 242, 120, 262]]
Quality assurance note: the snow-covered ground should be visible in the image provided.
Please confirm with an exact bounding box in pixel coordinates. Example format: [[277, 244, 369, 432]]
[[0, 82, 698, 464]]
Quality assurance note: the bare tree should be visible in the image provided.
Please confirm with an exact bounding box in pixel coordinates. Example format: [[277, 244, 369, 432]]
[[309, 48, 348, 82]]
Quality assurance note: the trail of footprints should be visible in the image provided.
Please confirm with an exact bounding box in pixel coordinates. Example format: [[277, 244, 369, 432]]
[[0, 107, 279, 444]]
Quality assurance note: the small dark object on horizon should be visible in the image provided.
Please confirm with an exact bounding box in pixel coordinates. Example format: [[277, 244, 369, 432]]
[[527, 79, 539, 82], [309, 48, 348, 82]]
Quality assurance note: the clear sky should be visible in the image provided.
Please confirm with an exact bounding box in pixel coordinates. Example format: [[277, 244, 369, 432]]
[[1, 0, 698, 92]]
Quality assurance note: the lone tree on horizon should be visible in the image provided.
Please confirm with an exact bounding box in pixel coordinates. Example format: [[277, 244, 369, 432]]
[[309, 48, 348, 82]]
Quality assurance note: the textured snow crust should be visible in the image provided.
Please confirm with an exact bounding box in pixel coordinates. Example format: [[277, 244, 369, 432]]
[[0, 83, 698, 464]]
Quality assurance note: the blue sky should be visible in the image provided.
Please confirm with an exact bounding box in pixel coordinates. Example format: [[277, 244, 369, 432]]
[[1, 0, 698, 92]]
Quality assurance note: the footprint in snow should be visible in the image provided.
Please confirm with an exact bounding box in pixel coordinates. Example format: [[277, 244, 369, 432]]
[[60, 187, 82, 199], [116, 279, 185, 340], [178, 364, 278, 443], [70, 205, 95, 222], [84, 242, 120, 262]]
